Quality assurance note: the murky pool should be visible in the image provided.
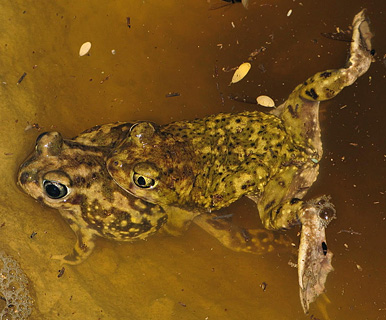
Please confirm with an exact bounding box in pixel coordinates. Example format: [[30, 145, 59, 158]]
[[1, 0, 385, 319]]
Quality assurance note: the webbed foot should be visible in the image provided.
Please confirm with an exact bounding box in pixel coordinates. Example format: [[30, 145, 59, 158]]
[[297, 9, 373, 103], [52, 244, 95, 266], [274, 9, 374, 152], [193, 213, 293, 255], [52, 224, 97, 265], [298, 196, 336, 313]]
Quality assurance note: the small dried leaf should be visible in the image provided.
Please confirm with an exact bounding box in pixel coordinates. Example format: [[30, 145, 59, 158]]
[[79, 42, 92, 56], [231, 62, 251, 84], [256, 95, 275, 107]]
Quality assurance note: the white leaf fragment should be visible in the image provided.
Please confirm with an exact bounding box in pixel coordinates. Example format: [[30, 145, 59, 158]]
[[231, 62, 251, 84], [256, 95, 275, 107], [79, 42, 92, 56], [242, 0, 249, 9]]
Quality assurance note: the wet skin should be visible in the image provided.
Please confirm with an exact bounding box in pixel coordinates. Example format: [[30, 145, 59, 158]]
[[17, 121, 287, 264], [18, 10, 373, 313], [106, 10, 373, 312]]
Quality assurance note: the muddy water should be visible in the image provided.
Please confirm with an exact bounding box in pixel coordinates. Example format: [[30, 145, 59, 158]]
[[1, 0, 385, 319]]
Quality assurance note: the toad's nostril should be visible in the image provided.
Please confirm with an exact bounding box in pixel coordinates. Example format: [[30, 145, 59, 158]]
[[19, 171, 30, 184]]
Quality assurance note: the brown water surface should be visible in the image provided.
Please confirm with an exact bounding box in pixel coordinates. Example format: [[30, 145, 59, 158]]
[[1, 0, 385, 319]]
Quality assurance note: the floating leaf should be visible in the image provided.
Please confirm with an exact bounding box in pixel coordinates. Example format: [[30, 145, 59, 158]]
[[231, 62, 251, 84], [79, 42, 92, 56], [256, 95, 275, 107]]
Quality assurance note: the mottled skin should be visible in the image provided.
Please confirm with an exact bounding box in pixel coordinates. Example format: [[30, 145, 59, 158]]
[[18, 123, 168, 263], [106, 10, 373, 312], [107, 11, 372, 231], [17, 10, 373, 313], [18, 123, 288, 265], [110, 111, 305, 213]]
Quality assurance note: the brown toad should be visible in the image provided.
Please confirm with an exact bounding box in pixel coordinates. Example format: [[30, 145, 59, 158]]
[[17, 10, 373, 313], [18, 122, 279, 265]]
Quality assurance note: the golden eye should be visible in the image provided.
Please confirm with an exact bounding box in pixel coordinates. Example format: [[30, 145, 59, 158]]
[[133, 173, 155, 189]]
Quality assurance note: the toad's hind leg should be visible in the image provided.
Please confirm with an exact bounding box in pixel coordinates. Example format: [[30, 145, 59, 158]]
[[272, 9, 373, 158], [193, 213, 293, 255], [251, 163, 337, 314], [262, 9, 373, 313]]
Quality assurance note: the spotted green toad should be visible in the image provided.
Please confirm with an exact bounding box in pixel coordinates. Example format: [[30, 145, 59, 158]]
[[106, 10, 373, 312], [17, 10, 373, 313]]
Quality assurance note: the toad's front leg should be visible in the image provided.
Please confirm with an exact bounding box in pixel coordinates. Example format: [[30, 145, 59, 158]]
[[52, 210, 98, 265]]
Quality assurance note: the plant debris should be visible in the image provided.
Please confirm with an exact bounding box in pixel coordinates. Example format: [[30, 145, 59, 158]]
[[79, 41, 92, 56], [17, 72, 27, 85], [166, 92, 180, 98], [230, 62, 251, 85], [256, 95, 275, 107]]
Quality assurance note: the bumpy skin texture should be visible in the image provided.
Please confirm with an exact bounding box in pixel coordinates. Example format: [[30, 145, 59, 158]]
[[107, 10, 372, 231], [17, 123, 172, 264], [108, 111, 309, 213], [17, 124, 278, 264], [106, 10, 373, 312], [18, 10, 373, 313]]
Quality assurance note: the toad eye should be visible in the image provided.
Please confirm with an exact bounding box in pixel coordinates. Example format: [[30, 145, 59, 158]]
[[133, 173, 155, 189], [43, 180, 68, 199]]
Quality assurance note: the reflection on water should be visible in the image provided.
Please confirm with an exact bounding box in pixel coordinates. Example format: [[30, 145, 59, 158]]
[[0, 0, 385, 319]]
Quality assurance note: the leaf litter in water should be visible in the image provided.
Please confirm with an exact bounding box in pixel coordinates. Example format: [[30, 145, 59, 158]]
[[256, 95, 275, 107], [230, 62, 251, 84], [79, 42, 92, 56]]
